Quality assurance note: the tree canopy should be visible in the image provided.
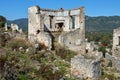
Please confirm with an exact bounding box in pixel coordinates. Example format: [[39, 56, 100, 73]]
[[0, 16, 6, 27]]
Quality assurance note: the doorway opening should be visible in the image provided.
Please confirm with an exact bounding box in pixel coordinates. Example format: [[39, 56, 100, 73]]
[[56, 23, 64, 32]]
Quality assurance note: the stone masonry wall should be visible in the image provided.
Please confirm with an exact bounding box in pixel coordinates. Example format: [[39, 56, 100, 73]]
[[36, 32, 52, 50], [28, 6, 85, 51], [112, 27, 120, 50], [71, 52, 102, 80], [105, 53, 120, 71], [58, 29, 85, 53]]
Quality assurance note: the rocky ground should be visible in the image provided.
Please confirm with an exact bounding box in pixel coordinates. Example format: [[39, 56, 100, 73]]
[[0, 27, 120, 80]]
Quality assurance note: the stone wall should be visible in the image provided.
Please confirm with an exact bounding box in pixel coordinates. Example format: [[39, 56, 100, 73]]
[[28, 32, 52, 50], [86, 41, 95, 53], [36, 32, 52, 50], [105, 53, 120, 71], [28, 6, 85, 32], [28, 6, 85, 31], [105, 27, 120, 72], [28, 6, 85, 51], [112, 27, 120, 52], [58, 29, 85, 53], [28, 6, 41, 36], [11, 24, 19, 32], [8, 23, 23, 33], [71, 52, 102, 80]]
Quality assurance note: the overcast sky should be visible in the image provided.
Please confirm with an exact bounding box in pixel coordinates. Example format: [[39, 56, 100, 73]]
[[0, 0, 120, 20]]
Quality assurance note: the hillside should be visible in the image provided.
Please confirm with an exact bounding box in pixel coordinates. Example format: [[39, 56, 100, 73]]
[[86, 16, 120, 32], [7, 16, 120, 32]]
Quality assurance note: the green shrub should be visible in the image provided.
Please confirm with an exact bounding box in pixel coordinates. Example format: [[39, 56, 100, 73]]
[[6, 39, 30, 50], [102, 72, 116, 80], [1, 41, 73, 80], [0, 16, 6, 28], [55, 44, 76, 61], [98, 46, 106, 57], [18, 74, 29, 80], [36, 57, 69, 80], [0, 22, 5, 28], [0, 54, 7, 70], [0, 33, 10, 47]]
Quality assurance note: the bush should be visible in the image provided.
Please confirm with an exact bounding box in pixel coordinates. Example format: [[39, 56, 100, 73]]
[[0, 16, 6, 28], [35, 53, 70, 80], [55, 44, 76, 61], [102, 72, 116, 80], [86, 32, 112, 47], [18, 74, 29, 80], [0, 22, 5, 28], [6, 38, 31, 50], [108, 60, 112, 67], [0, 33, 10, 47], [98, 46, 106, 57], [38, 43, 47, 50], [0, 49, 7, 71]]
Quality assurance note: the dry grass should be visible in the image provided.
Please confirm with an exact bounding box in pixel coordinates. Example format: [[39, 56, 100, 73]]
[[6, 38, 31, 50]]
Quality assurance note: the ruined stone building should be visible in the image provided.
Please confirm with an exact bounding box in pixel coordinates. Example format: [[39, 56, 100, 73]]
[[4, 23, 26, 39], [106, 27, 120, 72], [28, 6, 85, 52], [112, 27, 120, 54], [5, 23, 23, 33], [28, 6, 103, 79]]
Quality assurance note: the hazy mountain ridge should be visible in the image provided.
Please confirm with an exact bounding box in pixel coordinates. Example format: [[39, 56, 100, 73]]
[[7, 16, 120, 32], [85, 16, 120, 32]]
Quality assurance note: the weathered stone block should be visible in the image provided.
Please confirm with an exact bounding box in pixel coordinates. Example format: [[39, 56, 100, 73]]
[[71, 52, 102, 80], [105, 53, 120, 71]]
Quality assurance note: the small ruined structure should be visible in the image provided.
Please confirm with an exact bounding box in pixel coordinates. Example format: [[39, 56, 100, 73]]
[[106, 27, 120, 71], [5, 23, 23, 33], [71, 52, 102, 80], [71, 39, 102, 79], [4, 23, 25, 39], [11, 24, 19, 32], [86, 41, 95, 53], [28, 6, 85, 51], [112, 27, 120, 54]]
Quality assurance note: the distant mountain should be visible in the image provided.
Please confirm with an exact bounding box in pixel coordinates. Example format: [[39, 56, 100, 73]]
[[7, 16, 120, 32], [7, 18, 28, 32], [85, 16, 120, 32]]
